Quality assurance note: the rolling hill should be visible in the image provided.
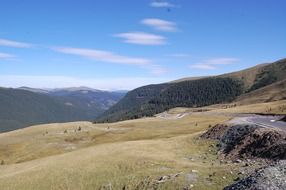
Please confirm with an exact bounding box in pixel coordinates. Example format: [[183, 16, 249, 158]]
[[0, 87, 125, 132], [234, 79, 286, 105], [97, 58, 286, 123]]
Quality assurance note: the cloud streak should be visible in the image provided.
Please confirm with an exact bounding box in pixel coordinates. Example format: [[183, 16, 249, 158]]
[[0, 52, 16, 59], [114, 32, 166, 45], [150, 1, 177, 8], [0, 38, 33, 48], [141, 18, 177, 32], [190, 58, 239, 70], [53, 47, 151, 65], [169, 53, 191, 58], [52, 46, 167, 75]]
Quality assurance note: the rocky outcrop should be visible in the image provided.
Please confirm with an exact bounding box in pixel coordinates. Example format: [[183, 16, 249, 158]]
[[201, 124, 286, 160], [200, 124, 229, 140], [224, 161, 286, 190]]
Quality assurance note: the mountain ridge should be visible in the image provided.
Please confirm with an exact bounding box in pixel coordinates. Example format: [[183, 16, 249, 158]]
[[0, 87, 126, 132], [97, 58, 286, 123]]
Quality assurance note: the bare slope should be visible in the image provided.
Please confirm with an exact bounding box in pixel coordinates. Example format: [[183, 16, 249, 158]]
[[234, 79, 286, 105]]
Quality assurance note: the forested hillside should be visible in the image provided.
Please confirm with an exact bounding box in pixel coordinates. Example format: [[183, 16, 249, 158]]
[[0, 88, 125, 132], [0, 88, 86, 132], [97, 78, 243, 122], [97, 58, 286, 123]]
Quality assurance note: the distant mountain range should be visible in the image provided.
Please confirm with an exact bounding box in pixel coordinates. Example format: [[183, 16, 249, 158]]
[[97, 58, 286, 122], [0, 87, 126, 132], [1, 58, 286, 132]]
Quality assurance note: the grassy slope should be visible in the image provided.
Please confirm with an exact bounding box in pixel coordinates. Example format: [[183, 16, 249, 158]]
[[208, 100, 286, 115], [0, 113, 241, 190], [1, 100, 285, 189], [234, 79, 286, 105], [220, 63, 267, 90]]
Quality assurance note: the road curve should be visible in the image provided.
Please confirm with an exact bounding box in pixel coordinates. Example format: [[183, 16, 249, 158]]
[[229, 115, 286, 131]]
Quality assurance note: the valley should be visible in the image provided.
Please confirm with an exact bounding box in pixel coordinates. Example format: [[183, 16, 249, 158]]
[[0, 87, 125, 132]]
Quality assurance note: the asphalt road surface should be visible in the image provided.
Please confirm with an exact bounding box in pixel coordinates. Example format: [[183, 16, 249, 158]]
[[230, 115, 286, 131]]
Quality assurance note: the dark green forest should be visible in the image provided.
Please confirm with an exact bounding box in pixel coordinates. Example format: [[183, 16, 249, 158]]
[[97, 58, 286, 123], [97, 78, 243, 122], [0, 88, 125, 132]]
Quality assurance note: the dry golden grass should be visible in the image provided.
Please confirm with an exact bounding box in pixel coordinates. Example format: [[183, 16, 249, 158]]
[[234, 79, 286, 105], [167, 100, 286, 115], [2, 100, 284, 189], [0, 113, 241, 190], [207, 100, 286, 115]]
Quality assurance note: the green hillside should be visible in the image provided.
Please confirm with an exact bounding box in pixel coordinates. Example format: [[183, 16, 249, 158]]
[[97, 78, 243, 122], [0, 88, 87, 132], [247, 58, 286, 91], [0, 88, 125, 132], [97, 58, 286, 123]]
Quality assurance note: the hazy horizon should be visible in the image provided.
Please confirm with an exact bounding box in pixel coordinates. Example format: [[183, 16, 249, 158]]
[[1, 0, 286, 90]]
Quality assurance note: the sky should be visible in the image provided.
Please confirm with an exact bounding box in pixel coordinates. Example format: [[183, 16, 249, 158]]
[[0, 0, 286, 90]]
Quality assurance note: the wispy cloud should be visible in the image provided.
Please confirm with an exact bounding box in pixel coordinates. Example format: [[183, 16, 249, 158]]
[[189, 64, 216, 70], [202, 58, 239, 65], [53, 47, 151, 65], [146, 64, 168, 75], [150, 1, 177, 8], [0, 38, 33, 48], [0, 75, 170, 90], [0, 52, 16, 60], [114, 32, 166, 45], [169, 53, 191, 58], [141, 18, 177, 32], [189, 58, 239, 70], [52, 46, 167, 75]]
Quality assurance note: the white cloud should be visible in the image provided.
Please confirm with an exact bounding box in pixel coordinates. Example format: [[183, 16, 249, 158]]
[[114, 32, 166, 45], [203, 58, 239, 65], [0, 38, 33, 48], [141, 18, 177, 32], [0, 52, 16, 59], [150, 1, 176, 8], [0, 75, 170, 90], [190, 58, 239, 70], [189, 64, 216, 70], [53, 47, 151, 65], [52, 46, 167, 75], [169, 53, 191, 58]]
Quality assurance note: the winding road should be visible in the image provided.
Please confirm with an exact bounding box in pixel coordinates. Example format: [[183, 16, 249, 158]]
[[229, 115, 286, 131], [157, 110, 286, 131]]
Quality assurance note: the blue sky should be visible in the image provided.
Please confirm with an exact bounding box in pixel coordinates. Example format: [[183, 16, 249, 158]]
[[0, 0, 285, 90]]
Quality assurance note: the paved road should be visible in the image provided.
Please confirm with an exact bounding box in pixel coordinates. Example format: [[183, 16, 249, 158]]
[[157, 110, 286, 131], [229, 115, 286, 131], [156, 112, 190, 120]]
